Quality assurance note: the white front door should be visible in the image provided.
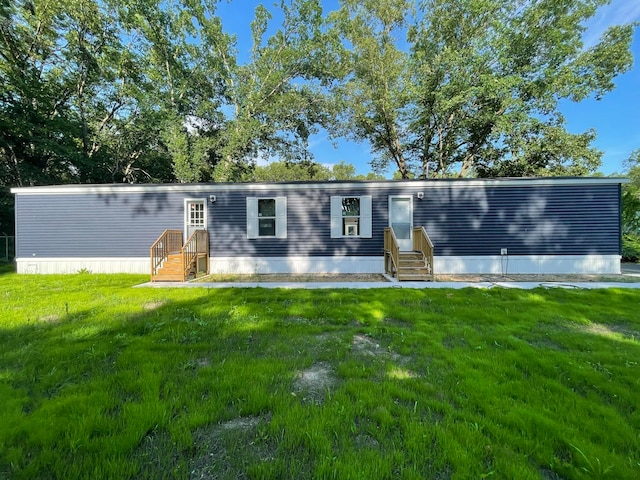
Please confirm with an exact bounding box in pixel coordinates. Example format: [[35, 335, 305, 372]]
[[185, 199, 206, 239], [389, 196, 413, 251]]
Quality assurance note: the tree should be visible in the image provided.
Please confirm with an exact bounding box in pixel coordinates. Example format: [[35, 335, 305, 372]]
[[210, 0, 341, 181], [330, 0, 634, 179], [253, 160, 331, 182], [0, 0, 178, 186], [1, 0, 89, 186], [621, 149, 640, 262], [622, 149, 640, 235], [329, 0, 413, 178]]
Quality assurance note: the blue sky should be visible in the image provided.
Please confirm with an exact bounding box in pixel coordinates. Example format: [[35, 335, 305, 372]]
[[217, 0, 640, 177]]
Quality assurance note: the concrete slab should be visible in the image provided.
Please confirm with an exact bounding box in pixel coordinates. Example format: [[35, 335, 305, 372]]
[[621, 263, 640, 275]]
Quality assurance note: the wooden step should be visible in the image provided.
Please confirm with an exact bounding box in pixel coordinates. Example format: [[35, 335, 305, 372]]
[[394, 251, 433, 281], [398, 252, 423, 259], [152, 274, 185, 282], [398, 273, 434, 281]]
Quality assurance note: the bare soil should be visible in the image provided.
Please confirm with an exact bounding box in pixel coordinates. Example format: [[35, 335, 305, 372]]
[[436, 273, 640, 283], [195, 272, 640, 283], [194, 273, 389, 283]]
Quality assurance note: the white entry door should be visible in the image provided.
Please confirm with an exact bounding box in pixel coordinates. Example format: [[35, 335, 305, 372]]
[[389, 196, 413, 251], [185, 199, 207, 239]]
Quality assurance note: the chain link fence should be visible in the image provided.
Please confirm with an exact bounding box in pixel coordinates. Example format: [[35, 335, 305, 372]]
[[1, 236, 15, 261]]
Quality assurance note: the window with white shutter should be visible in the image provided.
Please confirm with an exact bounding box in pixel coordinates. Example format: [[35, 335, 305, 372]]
[[247, 197, 287, 239], [330, 195, 372, 238]]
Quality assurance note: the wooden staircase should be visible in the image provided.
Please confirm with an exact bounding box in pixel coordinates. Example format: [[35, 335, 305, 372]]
[[154, 254, 195, 282], [396, 251, 433, 281], [384, 226, 435, 281], [150, 229, 209, 282]]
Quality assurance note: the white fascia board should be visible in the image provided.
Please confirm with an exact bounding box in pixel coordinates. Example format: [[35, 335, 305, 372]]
[[10, 177, 629, 196]]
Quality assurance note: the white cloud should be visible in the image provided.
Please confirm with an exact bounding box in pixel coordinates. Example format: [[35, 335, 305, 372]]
[[582, 0, 640, 48]]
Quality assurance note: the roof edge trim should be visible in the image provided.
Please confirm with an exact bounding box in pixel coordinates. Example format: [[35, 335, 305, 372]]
[[11, 177, 629, 195]]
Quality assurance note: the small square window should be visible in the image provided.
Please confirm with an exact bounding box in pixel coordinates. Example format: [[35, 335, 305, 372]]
[[259, 218, 276, 236], [331, 195, 372, 239], [342, 197, 360, 217], [258, 199, 276, 218], [343, 217, 359, 236]]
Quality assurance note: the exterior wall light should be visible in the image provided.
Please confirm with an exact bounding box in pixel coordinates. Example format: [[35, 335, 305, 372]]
[[209, 195, 216, 203], [416, 192, 424, 200]]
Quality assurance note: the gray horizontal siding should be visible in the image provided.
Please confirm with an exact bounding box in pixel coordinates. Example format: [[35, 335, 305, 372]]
[[211, 186, 386, 257], [15, 192, 186, 258], [14, 181, 621, 259], [415, 184, 621, 256]]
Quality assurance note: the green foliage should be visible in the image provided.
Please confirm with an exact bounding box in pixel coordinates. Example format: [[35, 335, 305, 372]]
[[0, 188, 14, 235], [1, 274, 640, 479], [253, 160, 332, 182], [621, 149, 640, 261], [330, 0, 414, 178], [330, 0, 634, 178], [1, 0, 635, 187], [622, 235, 640, 263], [251, 159, 382, 182]]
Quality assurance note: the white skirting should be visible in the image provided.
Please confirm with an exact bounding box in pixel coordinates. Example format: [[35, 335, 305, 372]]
[[15, 257, 150, 274], [15, 254, 621, 275], [434, 255, 621, 275], [209, 256, 385, 274]]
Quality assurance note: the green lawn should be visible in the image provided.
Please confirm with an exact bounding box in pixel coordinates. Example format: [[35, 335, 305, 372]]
[[0, 269, 639, 479]]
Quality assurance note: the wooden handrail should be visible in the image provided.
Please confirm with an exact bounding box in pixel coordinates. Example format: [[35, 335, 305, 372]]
[[384, 227, 400, 276], [150, 229, 182, 277], [182, 230, 209, 280], [413, 226, 434, 275]]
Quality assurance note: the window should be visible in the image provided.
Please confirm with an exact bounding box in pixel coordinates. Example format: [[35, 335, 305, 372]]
[[188, 201, 205, 228], [247, 197, 287, 239], [331, 195, 372, 238], [341, 197, 360, 236], [184, 199, 207, 239], [258, 199, 276, 236]]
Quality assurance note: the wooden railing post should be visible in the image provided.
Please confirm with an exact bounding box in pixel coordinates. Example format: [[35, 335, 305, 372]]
[[384, 227, 400, 278], [181, 229, 209, 281], [413, 227, 434, 277]]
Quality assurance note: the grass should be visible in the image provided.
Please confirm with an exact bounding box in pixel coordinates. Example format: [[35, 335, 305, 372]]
[[0, 269, 639, 479]]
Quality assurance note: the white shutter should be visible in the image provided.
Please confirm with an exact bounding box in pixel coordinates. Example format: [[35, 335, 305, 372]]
[[360, 195, 372, 238], [275, 196, 287, 239], [330, 196, 343, 238], [246, 197, 258, 239]]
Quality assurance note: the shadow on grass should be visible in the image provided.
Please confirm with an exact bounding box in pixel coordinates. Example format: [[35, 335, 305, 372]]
[[0, 262, 15, 276]]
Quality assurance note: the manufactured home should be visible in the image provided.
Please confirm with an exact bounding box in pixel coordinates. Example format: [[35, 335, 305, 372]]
[[11, 177, 625, 280]]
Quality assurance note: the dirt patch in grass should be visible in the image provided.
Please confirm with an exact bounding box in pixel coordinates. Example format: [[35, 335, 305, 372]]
[[351, 334, 412, 364], [142, 299, 167, 310], [292, 362, 336, 404], [218, 416, 263, 431], [190, 415, 273, 480], [196, 357, 211, 367], [351, 334, 383, 356], [37, 313, 62, 323], [578, 322, 639, 340]]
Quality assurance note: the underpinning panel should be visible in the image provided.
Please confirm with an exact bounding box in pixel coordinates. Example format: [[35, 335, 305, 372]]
[[15, 254, 621, 276], [434, 255, 621, 275], [15, 257, 149, 274], [209, 256, 385, 275]]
